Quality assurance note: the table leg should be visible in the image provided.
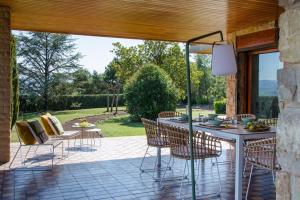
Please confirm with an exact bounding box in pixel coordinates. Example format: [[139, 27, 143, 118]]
[[157, 147, 161, 169], [235, 138, 243, 200]]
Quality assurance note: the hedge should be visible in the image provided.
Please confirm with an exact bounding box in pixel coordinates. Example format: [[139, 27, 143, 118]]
[[19, 94, 125, 113], [214, 99, 226, 114]]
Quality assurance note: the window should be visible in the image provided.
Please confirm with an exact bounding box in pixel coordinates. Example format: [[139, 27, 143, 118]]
[[250, 52, 283, 118]]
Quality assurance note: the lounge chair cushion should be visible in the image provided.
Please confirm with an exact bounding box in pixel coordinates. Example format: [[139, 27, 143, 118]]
[[41, 114, 55, 135], [48, 116, 64, 135], [28, 120, 49, 144], [16, 121, 36, 145]]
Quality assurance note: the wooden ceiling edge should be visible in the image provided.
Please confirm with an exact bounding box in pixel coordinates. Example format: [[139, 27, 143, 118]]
[[12, 26, 227, 44]]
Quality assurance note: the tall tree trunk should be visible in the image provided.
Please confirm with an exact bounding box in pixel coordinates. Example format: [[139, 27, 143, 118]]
[[106, 94, 110, 112], [115, 94, 119, 114], [110, 94, 115, 113]]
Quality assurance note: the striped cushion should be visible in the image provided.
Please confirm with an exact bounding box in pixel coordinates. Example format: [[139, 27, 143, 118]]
[[41, 114, 55, 135], [28, 120, 49, 144], [48, 116, 64, 135]]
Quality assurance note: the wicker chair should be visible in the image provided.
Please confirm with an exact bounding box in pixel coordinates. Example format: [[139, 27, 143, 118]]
[[243, 118, 278, 177], [158, 111, 182, 118], [160, 124, 222, 198], [244, 137, 280, 200], [235, 114, 256, 121], [140, 118, 170, 177], [258, 118, 278, 126], [214, 114, 256, 170]]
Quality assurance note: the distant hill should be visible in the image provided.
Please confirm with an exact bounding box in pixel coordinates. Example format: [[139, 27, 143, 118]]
[[259, 80, 277, 96]]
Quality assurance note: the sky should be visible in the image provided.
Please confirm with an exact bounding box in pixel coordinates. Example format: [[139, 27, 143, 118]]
[[259, 52, 283, 81], [13, 30, 144, 73], [72, 35, 143, 73]]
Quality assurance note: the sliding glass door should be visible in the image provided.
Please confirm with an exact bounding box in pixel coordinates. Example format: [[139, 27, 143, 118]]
[[250, 52, 283, 118]]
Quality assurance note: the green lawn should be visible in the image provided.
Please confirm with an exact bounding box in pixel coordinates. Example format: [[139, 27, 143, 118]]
[[97, 115, 145, 137], [11, 107, 214, 142]]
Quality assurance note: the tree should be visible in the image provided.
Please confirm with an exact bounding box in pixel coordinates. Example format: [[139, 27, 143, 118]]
[[195, 54, 213, 102], [110, 41, 202, 100], [17, 32, 81, 110], [103, 62, 122, 113], [10, 36, 19, 129], [124, 64, 178, 120]]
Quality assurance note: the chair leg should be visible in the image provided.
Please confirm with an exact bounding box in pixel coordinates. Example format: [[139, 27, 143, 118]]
[[215, 157, 222, 195], [9, 145, 22, 169], [159, 155, 172, 187], [272, 170, 276, 185], [140, 146, 150, 173], [246, 164, 254, 200], [243, 159, 248, 177], [61, 141, 64, 157], [23, 146, 32, 165], [51, 145, 55, 168], [179, 160, 189, 199]]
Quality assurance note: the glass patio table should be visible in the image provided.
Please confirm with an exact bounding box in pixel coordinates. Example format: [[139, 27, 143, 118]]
[[158, 118, 276, 200], [72, 123, 96, 150]]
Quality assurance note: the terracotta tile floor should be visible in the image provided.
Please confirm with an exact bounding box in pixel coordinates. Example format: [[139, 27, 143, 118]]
[[0, 136, 275, 200]]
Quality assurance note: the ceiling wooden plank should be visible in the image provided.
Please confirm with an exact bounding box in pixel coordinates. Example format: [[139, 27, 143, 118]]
[[0, 0, 282, 42]]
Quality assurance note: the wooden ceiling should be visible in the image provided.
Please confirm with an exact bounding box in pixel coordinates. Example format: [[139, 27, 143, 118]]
[[0, 0, 282, 43]]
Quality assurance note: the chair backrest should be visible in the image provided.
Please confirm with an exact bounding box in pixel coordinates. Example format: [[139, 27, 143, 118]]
[[258, 118, 278, 126], [245, 137, 280, 170], [235, 114, 256, 121], [15, 121, 36, 145], [41, 114, 56, 135], [158, 111, 182, 118], [164, 125, 222, 160], [141, 118, 169, 147]]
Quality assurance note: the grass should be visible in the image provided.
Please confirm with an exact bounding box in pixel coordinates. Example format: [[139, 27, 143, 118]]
[[97, 115, 145, 137], [11, 107, 214, 142]]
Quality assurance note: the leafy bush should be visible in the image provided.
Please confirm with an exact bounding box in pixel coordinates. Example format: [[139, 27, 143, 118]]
[[196, 97, 210, 105], [214, 99, 226, 114], [124, 64, 178, 120], [19, 94, 125, 113]]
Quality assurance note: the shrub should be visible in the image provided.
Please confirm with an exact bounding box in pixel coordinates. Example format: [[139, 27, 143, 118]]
[[214, 99, 226, 114], [124, 64, 178, 120], [19, 94, 125, 113]]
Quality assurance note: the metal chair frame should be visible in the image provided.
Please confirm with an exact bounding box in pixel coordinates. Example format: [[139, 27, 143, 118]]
[[160, 124, 222, 199], [9, 123, 64, 170], [42, 116, 80, 153], [158, 111, 182, 118], [140, 118, 172, 180], [244, 137, 280, 200]]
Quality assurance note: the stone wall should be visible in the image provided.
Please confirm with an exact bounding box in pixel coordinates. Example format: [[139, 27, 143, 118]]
[[0, 6, 11, 163], [277, 1, 300, 199]]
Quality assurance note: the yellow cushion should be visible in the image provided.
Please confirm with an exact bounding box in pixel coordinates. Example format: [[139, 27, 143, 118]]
[[41, 114, 55, 136], [16, 121, 36, 145]]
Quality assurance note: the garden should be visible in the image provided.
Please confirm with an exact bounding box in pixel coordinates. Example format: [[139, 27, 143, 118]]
[[10, 32, 224, 143]]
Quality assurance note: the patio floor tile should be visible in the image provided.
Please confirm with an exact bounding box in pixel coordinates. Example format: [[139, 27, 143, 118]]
[[0, 136, 275, 199]]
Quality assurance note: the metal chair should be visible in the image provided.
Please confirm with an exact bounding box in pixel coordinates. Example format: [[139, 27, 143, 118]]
[[41, 116, 80, 152], [9, 121, 64, 170], [244, 137, 280, 200], [243, 118, 278, 177], [160, 124, 222, 198], [235, 114, 256, 121], [140, 118, 171, 178], [158, 111, 182, 118], [213, 114, 257, 170]]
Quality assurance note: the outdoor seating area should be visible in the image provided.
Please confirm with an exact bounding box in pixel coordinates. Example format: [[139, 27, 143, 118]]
[[1, 111, 278, 199], [1, 135, 276, 200], [2, 1, 300, 199]]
